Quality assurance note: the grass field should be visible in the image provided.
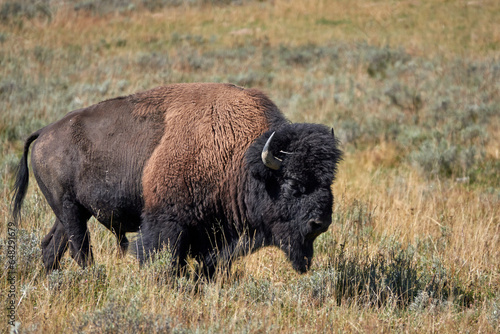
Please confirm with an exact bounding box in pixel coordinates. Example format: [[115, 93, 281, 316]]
[[1, 0, 499, 332]]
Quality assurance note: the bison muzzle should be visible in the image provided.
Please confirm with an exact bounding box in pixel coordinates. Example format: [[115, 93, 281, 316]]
[[12, 83, 342, 278]]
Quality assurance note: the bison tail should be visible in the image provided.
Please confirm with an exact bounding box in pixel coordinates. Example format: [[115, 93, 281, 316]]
[[12, 131, 41, 222]]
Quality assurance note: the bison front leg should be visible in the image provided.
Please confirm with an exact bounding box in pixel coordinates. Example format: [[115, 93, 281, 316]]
[[201, 236, 252, 279], [200, 251, 226, 279], [137, 214, 190, 275], [41, 218, 69, 272]]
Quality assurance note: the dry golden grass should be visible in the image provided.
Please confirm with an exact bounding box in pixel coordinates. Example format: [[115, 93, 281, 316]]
[[1, 0, 499, 332], [337, 150, 499, 273]]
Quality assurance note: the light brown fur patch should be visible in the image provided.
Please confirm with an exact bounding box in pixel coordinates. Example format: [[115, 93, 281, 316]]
[[132, 83, 285, 211]]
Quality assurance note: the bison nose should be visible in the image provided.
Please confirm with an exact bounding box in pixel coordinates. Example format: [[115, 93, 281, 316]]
[[306, 218, 331, 239]]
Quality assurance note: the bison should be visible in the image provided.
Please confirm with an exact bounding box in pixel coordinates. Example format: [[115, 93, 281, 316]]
[[12, 83, 342, 277]]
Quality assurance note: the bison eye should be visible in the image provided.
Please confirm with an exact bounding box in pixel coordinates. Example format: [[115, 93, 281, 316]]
[[287, 179, 306, 196]]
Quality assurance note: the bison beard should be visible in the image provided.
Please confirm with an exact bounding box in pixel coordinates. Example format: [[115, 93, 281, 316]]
[[12, 83, 342, 278]]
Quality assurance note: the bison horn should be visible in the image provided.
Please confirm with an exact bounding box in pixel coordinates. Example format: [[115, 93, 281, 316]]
[[261, 132, 282, 170]]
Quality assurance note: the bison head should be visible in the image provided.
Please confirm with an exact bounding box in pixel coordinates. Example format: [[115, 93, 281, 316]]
[[246, 123, 342, 273]]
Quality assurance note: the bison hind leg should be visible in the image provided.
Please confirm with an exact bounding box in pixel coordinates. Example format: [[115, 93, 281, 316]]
[[41, 218, 69, 273], [67, 225, 93, 269], [58, 201, 94, 269]]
